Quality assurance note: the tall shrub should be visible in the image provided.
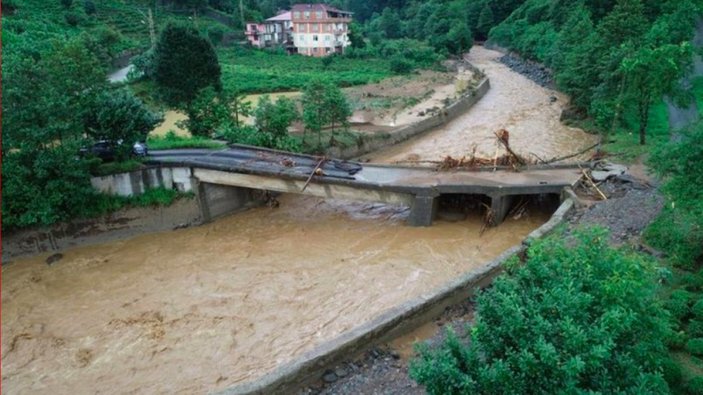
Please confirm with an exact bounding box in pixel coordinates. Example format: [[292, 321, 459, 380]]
[[411, 227, 672, 394]]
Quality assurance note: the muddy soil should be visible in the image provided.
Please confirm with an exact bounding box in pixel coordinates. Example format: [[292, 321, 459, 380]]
[[345, 69, 472, 128]]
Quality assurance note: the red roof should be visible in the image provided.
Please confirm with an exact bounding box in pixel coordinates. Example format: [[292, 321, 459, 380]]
[[266, 11, 291, 22], [291, 3, 352, 14]]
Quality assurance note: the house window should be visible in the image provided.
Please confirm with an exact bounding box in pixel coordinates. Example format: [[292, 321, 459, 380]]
[[299, 34, 305, 42], [315, 11, 323, 19], [304, 11, 310, 19], [312, 23, 318, 32], [324, 35, 330, 42], [294, 11, 300, 19], [313, 35, 318, 41]]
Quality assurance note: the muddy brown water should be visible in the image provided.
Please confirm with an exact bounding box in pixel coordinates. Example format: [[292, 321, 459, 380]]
[[369, 46, 598, 164], [2, 45, 589, 394], [2, 197, 548, 394]]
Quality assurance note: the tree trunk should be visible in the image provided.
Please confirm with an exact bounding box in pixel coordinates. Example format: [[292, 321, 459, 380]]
[[239, 0, 245, 26], [639, 100, 650, 145]]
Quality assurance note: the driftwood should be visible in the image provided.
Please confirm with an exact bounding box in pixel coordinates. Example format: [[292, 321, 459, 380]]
[[301, 157, 326, 192], [494, 129, 526, 166], [531, 142, 601, 165], [580, 167, 608, 200]]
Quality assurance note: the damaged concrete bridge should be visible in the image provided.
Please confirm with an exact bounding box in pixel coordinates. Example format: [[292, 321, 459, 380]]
[[148, 145, 583, 227]]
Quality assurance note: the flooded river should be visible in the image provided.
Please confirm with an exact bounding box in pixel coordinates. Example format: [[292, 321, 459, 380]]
[[371, 46, 598, 163], [1, 197, 548, 394], [2, 45, 584, 394]]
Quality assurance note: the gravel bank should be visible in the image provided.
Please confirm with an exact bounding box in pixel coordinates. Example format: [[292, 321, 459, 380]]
[[498, 53, 554, 89]]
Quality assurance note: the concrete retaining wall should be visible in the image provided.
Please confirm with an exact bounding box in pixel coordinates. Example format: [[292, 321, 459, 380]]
[[218, 197, 576, 395], [90, 167, 195, 197], [326, 77, 491, 159]]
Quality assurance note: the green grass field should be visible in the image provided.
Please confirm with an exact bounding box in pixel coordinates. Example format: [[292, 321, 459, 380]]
[[218, 47, 394, 93], [3, 0, 234, 61]]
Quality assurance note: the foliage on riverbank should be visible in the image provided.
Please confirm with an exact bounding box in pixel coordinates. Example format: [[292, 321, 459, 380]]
[[643, 122, 703, 392], [411, 227, 673, 394], [486, 0, 698, 146], [646, 122, 703, 269]]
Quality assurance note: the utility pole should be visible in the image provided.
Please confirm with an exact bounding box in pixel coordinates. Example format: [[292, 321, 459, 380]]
[[137, 7, 157, 49]]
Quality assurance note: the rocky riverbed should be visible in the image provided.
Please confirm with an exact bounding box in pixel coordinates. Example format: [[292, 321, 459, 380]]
[[498, 53, 554, 89]]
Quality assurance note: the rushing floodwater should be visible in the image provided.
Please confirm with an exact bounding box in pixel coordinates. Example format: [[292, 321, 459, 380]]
[[2, 46, 595, 394], [370, 46, 598, 163]]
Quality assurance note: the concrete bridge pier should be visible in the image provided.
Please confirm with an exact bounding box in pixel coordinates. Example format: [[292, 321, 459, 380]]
[[195, 179, 263, 223], [407, 194, 439, 227], [490, 194, 515, 226]]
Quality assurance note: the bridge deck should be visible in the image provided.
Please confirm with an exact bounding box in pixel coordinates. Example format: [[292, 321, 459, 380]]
[[149, 146, 582, 197]]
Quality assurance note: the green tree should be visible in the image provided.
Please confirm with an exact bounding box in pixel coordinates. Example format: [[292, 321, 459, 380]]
[[3, 39, 106, 149], [476, 4, 494, 39], [2, 145, 99, 231], [447, 23, 473, 55], [348, 22, 366, 49], [646, 122, 703, 268], [378, 7, 402, 39], [553, 6, 599, 110], [224, 90, 253, 130], [621, 42, 692, 144], [301, 80, 351, 148], [254, 95, 298, 147], [83, 0, 96, 15], [324, 84, 351, 132], [181, 87, 230, 137], [84, 89, 162, 159], [302, 79, 328, 147], [154, 23, 222, 107], [411, 228, 673, 394]]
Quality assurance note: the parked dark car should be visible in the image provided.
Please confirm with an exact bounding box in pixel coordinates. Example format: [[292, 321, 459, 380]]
[[79, 140, 149, 162]]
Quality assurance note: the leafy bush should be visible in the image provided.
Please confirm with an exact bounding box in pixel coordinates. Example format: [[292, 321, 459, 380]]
[[661, 357, 683, 389], [390, 57, 413, 74], [207, 26, 225, 46], [64, 12, 81, 27], [689, 319, 703, 338], [411, 227, 672, 394], [83, 0, 95, 15], [84, 89, 162, 160], [685, 338, 703, 356], [60, 0, 72, 8], [146, 131, 224, 150], [91, 159, 143, 176], [667, 289, 695, 321], [693, 299, 703, 319], [687, 376, 703, 395], [2, 145, 98, 231], [646, 123, 703, 268]]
